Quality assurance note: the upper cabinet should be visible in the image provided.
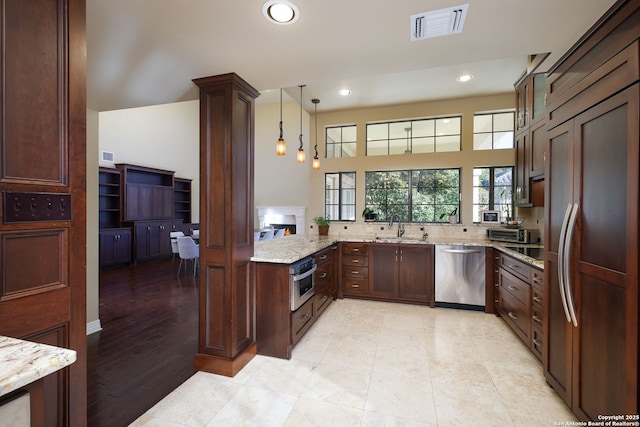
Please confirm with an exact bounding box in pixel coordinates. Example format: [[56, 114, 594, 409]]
[[514, 67, 548, 207], [117, 163, 175, 221]]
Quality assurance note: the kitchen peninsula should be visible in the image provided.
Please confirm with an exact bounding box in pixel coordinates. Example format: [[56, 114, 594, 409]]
[[252, 233, 543, 360]]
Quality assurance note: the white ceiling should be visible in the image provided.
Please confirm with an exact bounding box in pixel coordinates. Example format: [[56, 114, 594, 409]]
[[86, 0, 617, 113]]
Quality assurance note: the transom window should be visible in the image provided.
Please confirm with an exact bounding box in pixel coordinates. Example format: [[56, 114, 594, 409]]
[[472, 166, 514, 222], [365, 168, 460, 222], [326, 125, 357, 158], [324, 172, 356, 221], [473, 111, 515, 150], [366, 117, 461, 156]]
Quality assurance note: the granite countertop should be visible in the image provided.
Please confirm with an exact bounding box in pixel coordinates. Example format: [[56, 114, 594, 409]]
[[0, 336, 77, 397], [251, 234, 544, 269]]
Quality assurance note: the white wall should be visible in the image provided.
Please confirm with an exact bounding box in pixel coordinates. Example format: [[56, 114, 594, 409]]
[[98, 100, 200, 223], [87, 109, 100, 329]]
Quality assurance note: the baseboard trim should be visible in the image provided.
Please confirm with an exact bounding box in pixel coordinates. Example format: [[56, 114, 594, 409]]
[[87, 319, 102, 335]]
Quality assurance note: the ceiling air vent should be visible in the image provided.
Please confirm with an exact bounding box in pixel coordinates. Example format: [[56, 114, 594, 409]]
[[411, 4, 469, 41]]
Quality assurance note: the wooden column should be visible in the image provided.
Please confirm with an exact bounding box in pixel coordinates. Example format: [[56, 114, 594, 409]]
[[193, 73, 259, 376]]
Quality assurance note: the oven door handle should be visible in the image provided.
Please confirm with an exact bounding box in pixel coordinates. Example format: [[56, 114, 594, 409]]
[[292, 264, 317, 282]]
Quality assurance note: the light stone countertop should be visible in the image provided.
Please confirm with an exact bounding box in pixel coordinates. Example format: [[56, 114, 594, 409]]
[[251, 234, 544, 270], [0, 336, 76, 397]]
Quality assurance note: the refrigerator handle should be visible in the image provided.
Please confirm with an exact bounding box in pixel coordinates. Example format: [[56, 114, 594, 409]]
[[564, 202, 579, 327], [557, 203, 573, 323]]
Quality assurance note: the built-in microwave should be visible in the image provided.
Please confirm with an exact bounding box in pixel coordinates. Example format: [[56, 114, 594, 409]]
[[487, 228, 540, 243]]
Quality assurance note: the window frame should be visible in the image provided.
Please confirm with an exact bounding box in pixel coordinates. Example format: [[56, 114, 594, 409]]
[[472, 166, 514, 223], [324, 171, 357, 221], [473, 111, 515, 150], [325, 124, 357, 158]]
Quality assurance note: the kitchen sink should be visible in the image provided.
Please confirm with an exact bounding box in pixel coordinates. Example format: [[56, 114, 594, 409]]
[[374, 236, 427, 244]]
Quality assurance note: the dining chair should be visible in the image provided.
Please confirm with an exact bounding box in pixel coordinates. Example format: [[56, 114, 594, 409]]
[[177, 236, 199, 277], [261, 229, 275, 240], [169, 231, 185, 266], [274, 228, 285, 238]]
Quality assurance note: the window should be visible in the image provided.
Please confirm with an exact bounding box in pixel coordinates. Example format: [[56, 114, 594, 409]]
[[325, 172, 356, 220], [366, 117, 461, 156], [326, 125, 356, 158], [365, 168, 460, 222], [472, 167, 514, 222], [473, 111, 515, 150]]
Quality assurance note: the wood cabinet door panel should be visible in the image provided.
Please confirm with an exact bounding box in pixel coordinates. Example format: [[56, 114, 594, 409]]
[[398, 245, 431, 302], [370, 245, 397, 297]]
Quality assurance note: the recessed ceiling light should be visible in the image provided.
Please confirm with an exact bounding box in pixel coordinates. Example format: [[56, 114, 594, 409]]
[[456, 74, 474, 82], [262, 0, 300, 25], [339, 89, 351, 96]]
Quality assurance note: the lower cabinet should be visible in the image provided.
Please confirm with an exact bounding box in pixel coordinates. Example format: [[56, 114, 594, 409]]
[[341, 242, 434, 305], [132, 220, 183, 262], [255, 246, 337, 359], [497, 251, 544, 361], [99, 228, 132, 267]]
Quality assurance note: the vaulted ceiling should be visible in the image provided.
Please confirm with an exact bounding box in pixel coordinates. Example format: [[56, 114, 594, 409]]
[[87, 0, 617, 112]]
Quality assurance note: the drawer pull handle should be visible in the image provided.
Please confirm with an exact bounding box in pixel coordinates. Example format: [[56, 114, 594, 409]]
[[352, 259, 360, 263], [300, 314, 311, 322], [532, 315, 542, 324], [320, 272, 327, 278], [494, 299, 499, 303], [507, 312, 518, 320], [507, 285, 518, 291], [508, 264, 521, 269], [533, 339, 542, 347], [353, 248, 360, 252], [319, 255, 328, 260], [533, 296, 542, 303], [351, 271, 360, 275], [321, 295, 328, 302], [351, 284, 360, 288], [532, 277, 542, 284]]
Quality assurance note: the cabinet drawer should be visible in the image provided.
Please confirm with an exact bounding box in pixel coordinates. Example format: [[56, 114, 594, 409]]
[[315, 248, 334, 266], [500, 268, 530, 306], [315, 291, 331, 317], [531, 268, 544, 292], [291, 298, 314, 345], [343, 255, 368, 267], [500, 289, 530, 343], [342, 266, 368, 279], [315, 262, 333, 286], [342, 243, 368, 256], [532, 305, 543, 330], [499, 254, 531, 282], [342, 278, 369, 294], [531, 325, 543, 361], [531, 286, 544, 310]]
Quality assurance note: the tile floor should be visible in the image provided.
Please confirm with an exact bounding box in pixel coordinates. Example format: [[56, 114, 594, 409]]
[[131, 299, 576, 426]]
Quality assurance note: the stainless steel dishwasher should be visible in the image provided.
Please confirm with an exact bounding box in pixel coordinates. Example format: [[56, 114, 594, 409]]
[[435, 245, 486, 310]]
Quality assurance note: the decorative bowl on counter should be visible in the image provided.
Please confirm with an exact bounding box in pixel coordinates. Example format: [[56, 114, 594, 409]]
[[502, 217, 525, 228]]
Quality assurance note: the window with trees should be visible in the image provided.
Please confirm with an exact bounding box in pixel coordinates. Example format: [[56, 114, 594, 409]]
[[472, 167, 514, 222], [325, 172, 356, 221], [326, 125, 357, 158], [365, 168, 460, 223], [473, 111, 515, 150], [366, 116, 461, 156]]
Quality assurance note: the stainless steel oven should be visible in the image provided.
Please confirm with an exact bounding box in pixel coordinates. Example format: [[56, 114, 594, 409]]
[[290, 257, 317, 311]]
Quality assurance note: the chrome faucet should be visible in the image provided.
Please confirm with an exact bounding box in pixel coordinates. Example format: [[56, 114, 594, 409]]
[[388, 214, 405, 238]]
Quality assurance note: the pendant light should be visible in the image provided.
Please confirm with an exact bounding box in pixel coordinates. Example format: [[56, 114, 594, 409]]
[[296, 84, 306, 163], [311, 98, 320, 170], [276, 88, 286, 156]]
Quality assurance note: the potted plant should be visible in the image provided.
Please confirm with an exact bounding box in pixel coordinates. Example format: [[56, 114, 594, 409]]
[[362, 207, 377, 222], [439, 208, 458, 224], [313, 216, 331, 236]]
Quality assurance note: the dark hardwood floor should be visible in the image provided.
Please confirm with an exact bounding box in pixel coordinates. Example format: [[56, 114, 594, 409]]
[[87, 257, 199, 427]]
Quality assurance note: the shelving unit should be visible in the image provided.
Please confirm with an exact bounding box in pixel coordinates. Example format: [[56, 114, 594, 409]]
[[98, 167, 122, 229], [173, 177, 192, 224]]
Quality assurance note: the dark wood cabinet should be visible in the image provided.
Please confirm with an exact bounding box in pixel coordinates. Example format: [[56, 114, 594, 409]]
[[544, 1, 639, 419], [515, 71, 547, 207], [0, 0, 87, 423], [370, 244, 433, 304], [174, 177, 192, 223], [99, 228, 132, 267], [133, 220, 182, 262], [117, 163, 175, 221], [99, 167, 122, 229], [341, 243, 369, 296], [314, 245, 337, 317]]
